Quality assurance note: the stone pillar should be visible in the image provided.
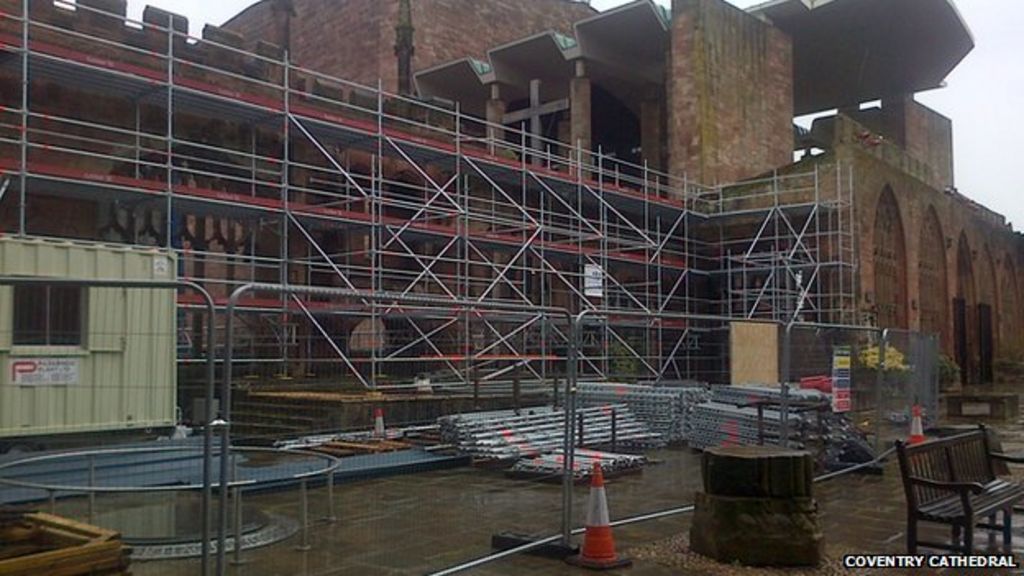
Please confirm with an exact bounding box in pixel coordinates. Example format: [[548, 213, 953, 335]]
[[570, 60, 592, 155], [640, 87, 664, 172], [666, 0, 793, 185], [691, 446, 822, 567], [485, 83, 506, 152]]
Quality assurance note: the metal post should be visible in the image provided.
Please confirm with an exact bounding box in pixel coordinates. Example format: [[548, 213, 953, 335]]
[[164, 17, 174, 249], [874, 329, 888, 452], [779, 382, 790, 448], [577, 411, 584, 448], [280, 51, 292, 380], [780, 323, 793, 447], [87, 455, 96, 524], [513, 376, 521, 415], [324, 471, 337, 523], [18, 0, 28, 236], [296, 479, 311, 551], [611, 408, 617, 452], [217, 298, 236, 572], [231, 486, 244, 566], [560, 314, 579, 548], [198, 288, 217, 576], [472, 368, 480, 410]]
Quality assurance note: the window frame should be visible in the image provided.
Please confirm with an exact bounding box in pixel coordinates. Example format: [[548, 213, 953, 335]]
[[12, 284, 88, 347]]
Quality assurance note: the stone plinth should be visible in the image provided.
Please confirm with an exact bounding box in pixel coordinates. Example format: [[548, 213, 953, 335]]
[[690, 445, 823, 566], [945, 393, 1019, 422]]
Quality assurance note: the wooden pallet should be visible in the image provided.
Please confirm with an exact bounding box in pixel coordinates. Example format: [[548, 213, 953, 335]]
[[0, 513, 131, 576], [246, 391, 385, 403], [309, 439, 411, 457]]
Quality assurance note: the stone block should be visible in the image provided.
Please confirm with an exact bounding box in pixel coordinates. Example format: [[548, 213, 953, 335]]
[[702, 445, 815, 499], [945, 393, 1019, 422], [142, 6, 188, 34], [689, 492, 823, 566]]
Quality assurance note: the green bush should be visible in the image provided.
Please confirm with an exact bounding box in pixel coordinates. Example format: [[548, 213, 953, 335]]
[[938, 354, 960, 388]]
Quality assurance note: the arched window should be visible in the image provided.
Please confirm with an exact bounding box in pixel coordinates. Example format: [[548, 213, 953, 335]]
[[873, 187, 908, 328], [918, 207, 948, 347]]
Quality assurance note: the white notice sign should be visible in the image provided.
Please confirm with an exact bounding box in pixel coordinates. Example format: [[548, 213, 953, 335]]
[[9, 358, 81, 386], [584, 264, 604, 298], [153, 256, 170, 277]]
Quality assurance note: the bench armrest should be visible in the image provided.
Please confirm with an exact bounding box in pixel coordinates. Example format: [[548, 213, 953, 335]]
[[907, 476, 985, 495], [991, 452, 1024, 464]]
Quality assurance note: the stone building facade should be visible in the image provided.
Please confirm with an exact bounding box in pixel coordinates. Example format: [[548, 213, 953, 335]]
[[0, 0, 1019, 389], [223, 0, 595, 93]]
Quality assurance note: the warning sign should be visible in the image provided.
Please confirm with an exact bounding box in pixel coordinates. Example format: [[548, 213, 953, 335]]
[[831, 346, 852, 413], [584, 264, 604, 298], [8, 358, 81, 386]]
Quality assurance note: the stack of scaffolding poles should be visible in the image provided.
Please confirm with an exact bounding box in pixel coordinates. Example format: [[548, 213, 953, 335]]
[[510, 448, 647, 482], [688, 385, 877, 470], [576, 382, 711, 443], [688, 386, 825, 449], [438, 405, 661, 461]]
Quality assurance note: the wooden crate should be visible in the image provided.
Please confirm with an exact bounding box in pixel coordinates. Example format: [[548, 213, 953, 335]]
[[0, 512, 131, 576]]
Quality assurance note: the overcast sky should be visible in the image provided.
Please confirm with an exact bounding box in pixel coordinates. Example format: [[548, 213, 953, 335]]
[[122, 0, 1023, 230]]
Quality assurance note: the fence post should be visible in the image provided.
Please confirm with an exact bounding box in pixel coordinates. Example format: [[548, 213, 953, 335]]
[[561, 314, 580, 549], [513, 376, 521, 415], [780, 323, 793, 447], [231, 486, 244, 565], [295, 479, 311, 551], [873, 329, 888, 452], [87, 454, 96, 525], [577, 412, 585, 448], [611, 408, 617, 452], [324, 471, 337, 523]]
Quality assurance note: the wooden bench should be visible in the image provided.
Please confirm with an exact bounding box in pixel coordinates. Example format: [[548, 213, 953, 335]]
[[896, 426, 1024, 554]]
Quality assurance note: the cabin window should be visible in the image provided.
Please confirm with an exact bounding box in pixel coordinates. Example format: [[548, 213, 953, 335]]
[[12, 285, 85, 346]]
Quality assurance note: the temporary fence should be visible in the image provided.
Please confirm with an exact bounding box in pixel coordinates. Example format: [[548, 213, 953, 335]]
[[0, 275, 947, 576]]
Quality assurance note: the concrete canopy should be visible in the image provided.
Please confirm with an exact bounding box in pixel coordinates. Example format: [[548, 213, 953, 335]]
[[749, 0, 974, 115], [413, 0, 669, 118], [414, 58, 493, 117]]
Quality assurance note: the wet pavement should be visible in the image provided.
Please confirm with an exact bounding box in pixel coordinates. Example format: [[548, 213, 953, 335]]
[[102, 421, 1024, 575]]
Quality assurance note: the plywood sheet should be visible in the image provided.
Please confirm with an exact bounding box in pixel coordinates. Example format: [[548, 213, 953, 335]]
[[730, 322, 779, 386]]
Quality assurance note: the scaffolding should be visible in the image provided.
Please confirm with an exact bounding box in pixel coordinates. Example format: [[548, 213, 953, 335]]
[[0, 2, 855, 392]]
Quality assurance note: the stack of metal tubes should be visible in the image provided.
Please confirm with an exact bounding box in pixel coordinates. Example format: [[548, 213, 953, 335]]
[[576, 382, 711, 443], [438, 404, 661, 460], [508, 448, 647, 481]]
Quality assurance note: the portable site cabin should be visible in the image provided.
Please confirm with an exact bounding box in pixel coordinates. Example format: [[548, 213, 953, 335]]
[[0, 237, 177, 445]]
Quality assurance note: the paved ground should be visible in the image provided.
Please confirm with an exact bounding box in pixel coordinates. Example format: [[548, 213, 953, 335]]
[[78, 417, 1023, 576]]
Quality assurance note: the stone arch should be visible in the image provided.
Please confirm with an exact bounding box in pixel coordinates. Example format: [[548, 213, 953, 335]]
[[979, 245, 998, 310], [978, 245, 998, 382], [1000, 256, 1020, 356], [954, 232, 976, 384], [917, 206, 948, 349], [872, 186, 908, 328]]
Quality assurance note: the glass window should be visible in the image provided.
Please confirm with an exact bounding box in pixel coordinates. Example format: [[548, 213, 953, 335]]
[[12, 285, 85, 346]]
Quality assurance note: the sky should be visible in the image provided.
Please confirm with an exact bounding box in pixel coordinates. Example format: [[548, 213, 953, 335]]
[[121, 0, 1024, 230]]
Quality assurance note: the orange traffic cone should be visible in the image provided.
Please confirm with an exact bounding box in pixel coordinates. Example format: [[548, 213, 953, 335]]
[[566, 463, 632, 570], [373, 407, 386, 438], [908, 405, 926, 445]]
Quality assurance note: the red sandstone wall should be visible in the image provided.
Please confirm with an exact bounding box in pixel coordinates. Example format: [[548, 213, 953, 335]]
[[880, 96, 955, 190], [224, 0, 595, 92], [667, 0, 793, 185], [224, 0, 384, 87], [833, 115, 1022, 359]]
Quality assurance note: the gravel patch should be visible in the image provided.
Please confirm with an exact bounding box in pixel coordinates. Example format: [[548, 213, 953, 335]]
[[628, 532, 887, 576]]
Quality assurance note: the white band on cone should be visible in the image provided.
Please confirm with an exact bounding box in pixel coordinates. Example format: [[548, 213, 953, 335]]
[[586, 486, 610, 527]]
